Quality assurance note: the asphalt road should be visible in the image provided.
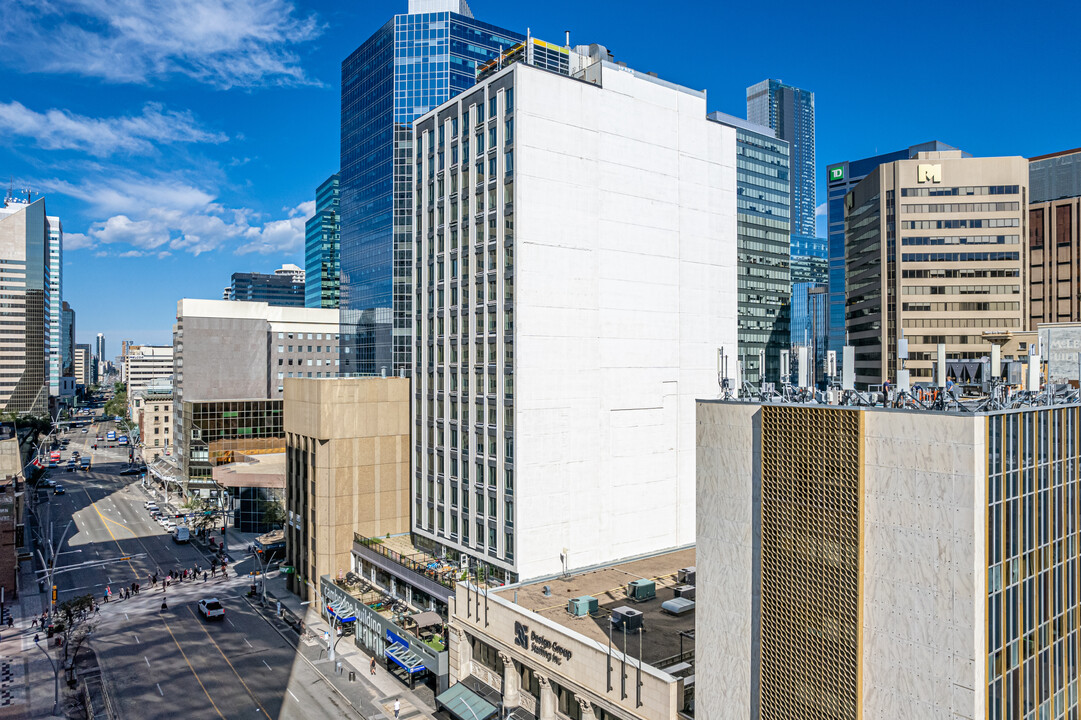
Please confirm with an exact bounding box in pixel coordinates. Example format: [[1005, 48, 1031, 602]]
[[36, 421, 374, 720]]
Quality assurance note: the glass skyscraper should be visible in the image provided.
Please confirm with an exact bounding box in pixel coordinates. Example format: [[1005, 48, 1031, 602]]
[[305, 174, 340, 309], [339, 0, 521, 376], [747, 79, 816, 237], [824, 141, 965, 362], [708, 111, 791, 384]]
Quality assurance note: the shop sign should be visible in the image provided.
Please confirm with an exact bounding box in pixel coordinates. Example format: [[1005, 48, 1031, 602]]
[[514, 621, 572, 665]]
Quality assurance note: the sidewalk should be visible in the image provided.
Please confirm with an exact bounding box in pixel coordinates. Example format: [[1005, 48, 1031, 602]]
[[2, 553, 69, 718], [256, 572, 439, 720]]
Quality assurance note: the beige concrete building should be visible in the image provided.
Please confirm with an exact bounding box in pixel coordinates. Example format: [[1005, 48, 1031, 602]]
[[74, 344, 90, 387], [447, 548, 695, 720], [845, 151, 1028, 388], [697, 399, 1081, 720], [283, 376, 410, 603]]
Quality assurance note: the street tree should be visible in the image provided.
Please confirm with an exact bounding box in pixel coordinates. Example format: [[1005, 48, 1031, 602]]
[[56, 592, 98, 671], [259, 497, 286, 528]]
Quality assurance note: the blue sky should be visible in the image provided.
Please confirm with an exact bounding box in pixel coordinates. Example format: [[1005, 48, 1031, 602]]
[[1, 0, 1077, 359]]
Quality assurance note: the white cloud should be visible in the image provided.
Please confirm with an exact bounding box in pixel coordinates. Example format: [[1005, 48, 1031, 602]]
[[0, 101, 227, 156], [0, 0, 322, 88], [815, 201, 827, 216], [51, 174, 314, 257]]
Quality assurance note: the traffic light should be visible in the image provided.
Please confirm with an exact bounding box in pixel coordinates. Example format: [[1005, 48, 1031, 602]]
[[221, 526, 226, 534], [52, 585, 57, 603]]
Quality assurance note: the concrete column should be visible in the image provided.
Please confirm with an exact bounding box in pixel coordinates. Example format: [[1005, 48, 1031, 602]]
[[576, 698, 596, 720], [536, 674, 556, 720], [451, 626, 473, 678], [498, 652, 519, 707]]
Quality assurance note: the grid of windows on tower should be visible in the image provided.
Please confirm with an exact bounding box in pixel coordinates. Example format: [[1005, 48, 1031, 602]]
[[413, 79, 517, 575]]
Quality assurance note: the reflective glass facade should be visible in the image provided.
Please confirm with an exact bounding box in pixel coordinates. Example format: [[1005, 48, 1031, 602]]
[[230, 272, 305, 307], [747, 79, 816, 237], [339, 8, 520, 376], [305, 174, 340, 309], [987, 408, 1081, 719], [179, 398, 284, 498], [708, 112, 791, 384]]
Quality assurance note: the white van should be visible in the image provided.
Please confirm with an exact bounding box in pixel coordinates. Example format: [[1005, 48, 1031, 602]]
[[173, 526, 190, 544]]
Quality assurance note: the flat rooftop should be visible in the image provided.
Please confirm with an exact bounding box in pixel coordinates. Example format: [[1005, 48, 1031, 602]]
[[496, 547, 696, 668]]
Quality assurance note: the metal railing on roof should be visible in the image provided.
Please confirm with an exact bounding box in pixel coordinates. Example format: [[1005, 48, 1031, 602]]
[[354, 534, 460, 590]]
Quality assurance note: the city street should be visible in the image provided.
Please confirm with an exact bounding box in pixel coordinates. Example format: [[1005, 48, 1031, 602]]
[[34, 423, 386, 719]]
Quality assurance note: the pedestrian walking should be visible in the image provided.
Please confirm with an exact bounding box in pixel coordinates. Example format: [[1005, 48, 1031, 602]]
[[394, 699, 401, 719], [160, 596, 168, 612], [6, 617, 11, 629], [30, 617, 37, 629], [370, 656, 376, 675], [203, 572, 208, 582], [103, 590, 109, 603]]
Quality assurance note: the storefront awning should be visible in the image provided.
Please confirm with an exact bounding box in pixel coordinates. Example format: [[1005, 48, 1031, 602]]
[[326, 602, 357, 623], [385, 642, 426, 674], [436, 683, 498, 720]]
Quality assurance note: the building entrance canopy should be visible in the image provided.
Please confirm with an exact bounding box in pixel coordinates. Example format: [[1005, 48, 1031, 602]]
[[435, 683, 498, 720]]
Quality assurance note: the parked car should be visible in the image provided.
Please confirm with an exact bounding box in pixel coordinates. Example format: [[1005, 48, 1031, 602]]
[[197, 599, 225, 620], [146, 503, 159, 513]]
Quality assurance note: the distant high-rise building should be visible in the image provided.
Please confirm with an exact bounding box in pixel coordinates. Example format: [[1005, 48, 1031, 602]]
[[229, 268, 305, 307], [274, 263, 305, 284], [413, 47, 738, 581], [47, 215, 62, 397], [222, 287, 232, 301], [845, 151, 1027, 388], [1029, 148, 1081, 326], [122, 345, 173, 397], [825, 141, 966, 361], [0, 197, 51, 415], [74, 344, 90, 386], [305, 174, 340, 309], [708, 111, 791, 384], [61, 302, 75, 379], [95, 333, 106, 380], [120, 339, 135, 359], [789, 233, 828, 383], [747, 79, 815, 238], [338, 0, 521, 376]]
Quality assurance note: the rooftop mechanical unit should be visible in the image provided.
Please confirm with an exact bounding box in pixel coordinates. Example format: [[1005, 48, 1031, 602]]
[[567, 595, 599, 617], [627, 579, 656, 602], [661, 597, 695, 616], [674, 584, 696, 600], [610, 606, 644, 631], [678, 567, 696, 585]]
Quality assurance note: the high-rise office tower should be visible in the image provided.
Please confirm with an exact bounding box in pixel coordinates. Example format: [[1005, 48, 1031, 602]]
[[229, 267, 306, 306], [305, 174, 341, 309], [47, 215, 62, 397], [61, 302, 75, 380], [413, 44, 738, 581], [698, 398, 1081, 720], [338, 0, 521, 377], [845, 151, 1027, 388], [95, 332, 105, 380], [747, 79, 815, 237], [707, 111, 790, 384], [825, 141, 966, 361], [1029, 148, 1081, 326], [0, 197, 51, 415], [74, 344, 90, 387]]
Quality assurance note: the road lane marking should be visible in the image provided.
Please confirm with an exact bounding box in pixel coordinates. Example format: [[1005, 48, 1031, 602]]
[[145, 656, 150, 668], [133, 633, 138, 642], [156, 683, 163, 697], [288, 689, 298, 703], [226, 618, 236, 629], [185, 606, 270, 716], [262, 660, 271, 671], [244, 638, 252, 648], [158, 609, 224, 716]]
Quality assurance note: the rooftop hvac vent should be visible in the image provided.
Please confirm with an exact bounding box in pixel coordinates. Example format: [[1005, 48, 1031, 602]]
[[610, 606, 644, 631], [678, 567, 696, 585], [674, 584, 696, 600], [627, 579, 655, 602], [567, 595, 598, 617]]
